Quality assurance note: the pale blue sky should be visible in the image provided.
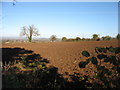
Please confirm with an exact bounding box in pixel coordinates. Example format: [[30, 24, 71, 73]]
[[2, 2, 118, 38]]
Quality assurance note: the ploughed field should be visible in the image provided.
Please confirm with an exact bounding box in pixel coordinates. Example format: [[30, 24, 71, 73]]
[[2, 40, 119, 77]]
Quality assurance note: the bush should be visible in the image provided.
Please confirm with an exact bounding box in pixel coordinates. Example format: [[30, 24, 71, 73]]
[[50, 35, 57, 42], [102, 36, 112, 41], [62, 37, 67, 41], [76, 37, 81, 41], [92, 34, 99, 40]]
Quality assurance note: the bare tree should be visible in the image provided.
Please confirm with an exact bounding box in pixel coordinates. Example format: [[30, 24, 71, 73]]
[[20, 25, 40, 42]]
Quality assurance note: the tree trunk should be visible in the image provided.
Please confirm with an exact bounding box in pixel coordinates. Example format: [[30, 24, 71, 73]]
[[28, 36, 32, 42]]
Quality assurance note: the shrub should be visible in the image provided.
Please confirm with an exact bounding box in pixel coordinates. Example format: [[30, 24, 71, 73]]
[[50, 35, 57, 42], [102, 36, 112, 41], [62, 37, 67, 41], [76, 37, 81, 41], [92, 34, 99, 40]]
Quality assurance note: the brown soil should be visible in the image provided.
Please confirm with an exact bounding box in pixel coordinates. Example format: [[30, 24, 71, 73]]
[[2, 40, 119, 77]]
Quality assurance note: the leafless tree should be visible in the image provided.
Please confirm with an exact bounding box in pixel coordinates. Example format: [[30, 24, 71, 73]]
[[20, 25, 40, 42]]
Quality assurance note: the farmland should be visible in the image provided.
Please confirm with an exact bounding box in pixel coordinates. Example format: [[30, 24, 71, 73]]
[[2, 40, 119, 74], [2, 40, 120, 88]]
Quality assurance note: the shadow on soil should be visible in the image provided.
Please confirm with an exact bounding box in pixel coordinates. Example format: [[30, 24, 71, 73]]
[[2, 47, 49, 65], [2, 47, 93, 89]]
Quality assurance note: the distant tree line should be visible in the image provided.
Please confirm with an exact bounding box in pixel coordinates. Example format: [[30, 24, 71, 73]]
[[61, 34, 120, 42], [61, 37, 92, 42]]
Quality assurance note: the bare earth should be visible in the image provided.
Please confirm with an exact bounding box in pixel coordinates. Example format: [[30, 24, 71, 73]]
[[2, 40, 119, 77]]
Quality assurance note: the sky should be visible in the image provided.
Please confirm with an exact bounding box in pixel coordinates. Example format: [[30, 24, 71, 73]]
[[1, 2, 118, 38]]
